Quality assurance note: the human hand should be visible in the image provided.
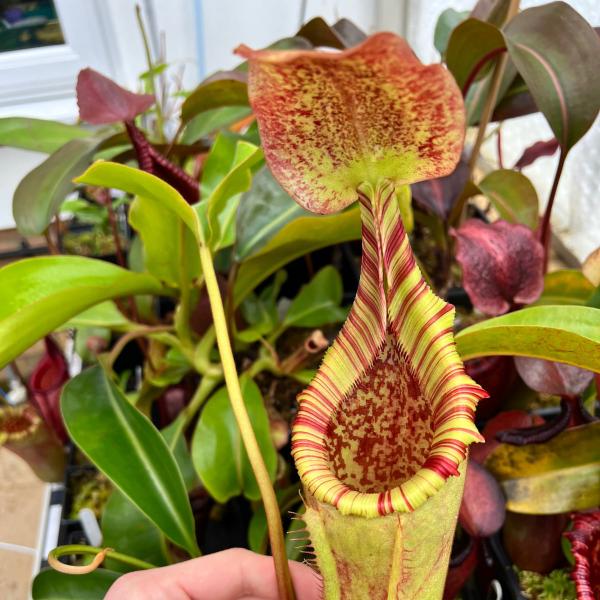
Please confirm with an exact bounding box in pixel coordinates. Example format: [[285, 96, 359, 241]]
[[105, 548, 322, 600]]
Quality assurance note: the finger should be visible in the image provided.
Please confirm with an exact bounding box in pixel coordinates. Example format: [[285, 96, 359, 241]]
[[105, 548, 322, 600]]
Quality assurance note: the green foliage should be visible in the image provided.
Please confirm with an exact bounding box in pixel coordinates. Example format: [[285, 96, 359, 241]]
[[32, 569, 120, 600], [477, 169, 539, 229], [433, 8, 469, 56], [455, 306, 600, 372], [535, 271, 595, 306], [13, 137, 105, 236], [0, 256, 164, 367], [191, 376, 277, 503], [0, 117, 93, 153], [518, 568, 576, 599], [61, 366, 199, 556], [504, 2, 600, 153], [282, 266, 347, 330]]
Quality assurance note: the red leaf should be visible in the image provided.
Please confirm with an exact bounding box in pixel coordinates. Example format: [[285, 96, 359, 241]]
[[514, 356, 594, 397], [514, 138, 559, 170], [451, 219, 544, 315], [459, 460, 506, 537], [503, 512, 568, 573], [77, 68, 154, 125], [564, 510, 600, 600], [470, 409, 544, 463], [411, 158, 469, 220], [465, 355, 517, 420], [29, 336, 69, 443]]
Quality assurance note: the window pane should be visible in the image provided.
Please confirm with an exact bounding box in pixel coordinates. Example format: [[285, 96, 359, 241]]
[[0, 0, 64, 53]]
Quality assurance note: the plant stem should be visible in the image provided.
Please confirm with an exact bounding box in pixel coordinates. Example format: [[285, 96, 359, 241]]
[[107, 325, 173, 370], [135, 4, 165, 142], [44, 229, 60, 255], [496, 125, 504, 169], [198, 244, 295, 600], [539, 149, 566, 269], [48, 544, 155, 574]]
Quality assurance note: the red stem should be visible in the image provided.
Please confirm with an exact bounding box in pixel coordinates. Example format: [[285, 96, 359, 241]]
[[496, 127, 504, 169], [539, 149, 566, 270], [461, 47, 507, 97]]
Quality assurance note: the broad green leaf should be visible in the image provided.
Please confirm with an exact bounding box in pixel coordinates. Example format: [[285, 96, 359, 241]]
[[446, 18, 505, 90], [206, 141, 263, 249], [283, 266, 347, 329], [470, 0, 513, 27], [62, 367, 199, 556], [75, 162, 203, 244], [455, 305, 600, 372], [181, 72, 249, 125], [129, 194, 200, 286], [434, 8, 469, 56], [534, 270, 595, 306], [13, 137, 103, 236], [235, 167, 308, 261], [478, 169, 539, 229], [0, 117, 92, 154], [32, 568, 120, 600], [200, 132, 239, 199], [64, 301, 134, 331], [486, 422, 600, 514], [191, 376, 276, 503], [0, 257, 164, 367], [503, 2, 600, 152], [102, 490, 169, 572], [235, 205, 361, 305], [181, 106, 253, 144]]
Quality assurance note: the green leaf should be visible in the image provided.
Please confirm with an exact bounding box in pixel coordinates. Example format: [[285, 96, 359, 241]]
[[503, 2, 600, 152], [0, 117, 93, 154], [32, 568, 120, 599], [446, 18, 505, 90], [62, 367, 199, 556], [0, 257, 163, 367], [434, 8, 469, 56], [477, 169, 539, 229], [181, 72, 249, 125], [181, 106, 252, 144], [455, 305, 600, 372], [283, 266, 347, 329], [239, 271, 286, 341], [191, 376, 276, 503], [76, 161, 203, 243], [102, 490, 169, 572], [235, 167, 308, 261], [206, 141, 263, 249], [129, 195, 200, 286], [13, 137, 104, 236], [64, 301, 134, 331], [235, 205, 361, 305], [534, 270, 595, 306], [486, 422, 600, 514]]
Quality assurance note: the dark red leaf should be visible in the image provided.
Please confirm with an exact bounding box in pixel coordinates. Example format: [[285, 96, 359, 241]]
[[470, 409, 544, 463], [514, 138, 560, 170], [564, 510, 600, 600], [459, 460, 506, 537], [411, 158, 469, 220], [503, 512, 568, 573], [451, 219, 544, 315], [77, 68, 154, 125], [29, 336, 69, 443], [514, 357, 594, 397], [124, 121, 199, 204], [443, 536, 479, 600], [465, 356, 517, 420]]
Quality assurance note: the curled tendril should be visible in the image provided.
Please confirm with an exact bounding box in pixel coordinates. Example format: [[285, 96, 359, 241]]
[[47, 544, 155, 575]]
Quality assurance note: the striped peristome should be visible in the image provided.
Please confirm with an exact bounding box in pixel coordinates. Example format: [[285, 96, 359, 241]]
[[292, 180, 486, 519]]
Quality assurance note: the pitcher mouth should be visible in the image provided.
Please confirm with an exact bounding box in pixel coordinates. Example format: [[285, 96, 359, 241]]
[[292, 182, 486, 518]]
